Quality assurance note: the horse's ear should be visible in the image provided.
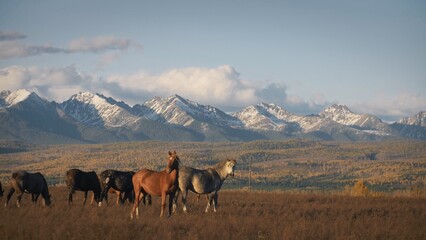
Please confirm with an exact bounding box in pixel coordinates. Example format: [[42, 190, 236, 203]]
[[168, 151, 172, 156], [173, 150, 177, 155]]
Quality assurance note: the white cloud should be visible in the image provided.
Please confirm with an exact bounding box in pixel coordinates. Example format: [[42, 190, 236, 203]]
[[2, 64, 423, 121], [0, 65, 94, 102], [353, 92, 426, 121], [106, 65, 259, 108]]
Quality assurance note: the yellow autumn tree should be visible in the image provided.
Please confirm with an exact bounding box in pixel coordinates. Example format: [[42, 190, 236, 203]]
[[352, 180, 369, 197]]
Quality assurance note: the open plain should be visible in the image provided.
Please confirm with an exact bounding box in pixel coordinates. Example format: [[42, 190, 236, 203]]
[[1, 187, 425, 240]]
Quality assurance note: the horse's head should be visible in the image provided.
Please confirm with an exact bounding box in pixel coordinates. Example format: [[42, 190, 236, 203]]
[[166, 151, 180, 174], [225, 159, 237, 177], [44, 194, 52, 206]]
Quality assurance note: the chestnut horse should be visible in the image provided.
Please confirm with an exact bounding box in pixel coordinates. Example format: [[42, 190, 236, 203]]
[[131, 151, 180, 219]]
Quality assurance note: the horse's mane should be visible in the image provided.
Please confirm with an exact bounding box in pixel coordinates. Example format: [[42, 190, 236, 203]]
[[214, 160, 226, 169]]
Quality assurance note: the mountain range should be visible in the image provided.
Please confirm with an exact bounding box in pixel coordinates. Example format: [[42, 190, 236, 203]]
[[1, 89, 425, 144]]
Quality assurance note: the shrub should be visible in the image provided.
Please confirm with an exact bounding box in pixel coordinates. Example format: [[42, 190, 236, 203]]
[[352, 180, 369, 197]]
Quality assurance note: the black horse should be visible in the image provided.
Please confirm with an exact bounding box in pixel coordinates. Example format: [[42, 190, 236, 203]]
[[5, 171, 51, 207], [66, 169, 101, 206], [0, 180, 4, 197], [98, 169, 136, 206]]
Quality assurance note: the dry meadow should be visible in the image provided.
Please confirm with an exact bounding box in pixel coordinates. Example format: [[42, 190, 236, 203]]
[[1, 187, 425, 240]]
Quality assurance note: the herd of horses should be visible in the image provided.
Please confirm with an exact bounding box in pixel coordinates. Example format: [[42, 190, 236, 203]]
[[1, 151, 237, 218]]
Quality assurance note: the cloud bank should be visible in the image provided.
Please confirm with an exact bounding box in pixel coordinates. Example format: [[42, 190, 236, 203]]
[[1, 65, 424, 121], [0, 31, 141, 60]]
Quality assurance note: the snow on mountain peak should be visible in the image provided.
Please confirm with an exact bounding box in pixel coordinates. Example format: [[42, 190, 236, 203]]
[[233, 103, 294, 131], [61, 92, 138, 127], [143, 95, 241, 127], [0, 89, 49, 108], [399, 111, 426, 127], [5, 89, 32, 105], [320, 104, 363, 125]]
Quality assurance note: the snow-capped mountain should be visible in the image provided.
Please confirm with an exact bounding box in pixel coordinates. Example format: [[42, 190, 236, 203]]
[[1, 89, 425, 144], [319, 104, 391, 133], [233, 103, 297, 131], [233, 102, 395, 139], [141, 95, 242, 128], [398, 111, 426, 127], [0, 89, 50, 109], [60, 92, 139, 128]]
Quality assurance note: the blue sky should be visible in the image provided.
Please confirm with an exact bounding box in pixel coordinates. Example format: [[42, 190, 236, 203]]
[[0, 0, 425, 122]]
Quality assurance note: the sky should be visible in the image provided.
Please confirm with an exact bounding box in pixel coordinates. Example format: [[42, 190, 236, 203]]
[[0, 0, 425, 122]]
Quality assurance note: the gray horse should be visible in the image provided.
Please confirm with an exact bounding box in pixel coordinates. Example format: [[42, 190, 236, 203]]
[[174, 159, 236, 213]]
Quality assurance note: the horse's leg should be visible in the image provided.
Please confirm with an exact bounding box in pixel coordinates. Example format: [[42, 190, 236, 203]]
[[68, 188, 74, 205], [181, 189, 189, 213], [131, 188, 141, 219], [160, 192, 166, 217], [147, 194, 152, 205], [213, 193, 218, 212], [90, 192, 95, 205], [168, 192, 175, 217], [116, 191, 121, 205], [33, 193, 40, 205], [5, 188, 15, 207], [83, 191, 88, 205], [172, 190, 179, 214], [205, 193, 214, 213], [16, 191, 23, 208]]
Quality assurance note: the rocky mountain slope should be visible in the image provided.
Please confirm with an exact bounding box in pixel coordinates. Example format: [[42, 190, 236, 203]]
[[0, 89, 424, 144]]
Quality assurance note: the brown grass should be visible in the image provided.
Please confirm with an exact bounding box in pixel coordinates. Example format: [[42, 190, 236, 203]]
[[1, 187, 425, 240]]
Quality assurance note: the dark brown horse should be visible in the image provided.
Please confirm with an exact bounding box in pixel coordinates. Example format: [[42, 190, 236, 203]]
[[98, 170, 135, 206], [0, 180, 4, 197], [66, 169, 102, 206], [5, 171, 51, 207], [131, 151, 180, 219]]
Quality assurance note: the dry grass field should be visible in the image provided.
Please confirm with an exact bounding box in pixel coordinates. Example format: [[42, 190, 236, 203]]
[[1, 186, 425, 240]]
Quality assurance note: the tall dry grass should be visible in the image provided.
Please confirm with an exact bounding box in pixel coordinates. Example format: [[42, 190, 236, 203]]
[[1, 187, 425, 240]]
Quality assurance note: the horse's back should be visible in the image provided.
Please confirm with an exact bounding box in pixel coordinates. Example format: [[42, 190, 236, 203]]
[[10, 171, 46, 193], [133, 169, 175, 196], [27, 172, 47, 193], [179, 167, 218, 194], [67, 169, 100, 191], [102, 169, 134, 192]]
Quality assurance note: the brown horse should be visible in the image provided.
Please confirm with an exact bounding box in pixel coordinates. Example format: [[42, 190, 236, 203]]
[[131, 151, 180, 219]]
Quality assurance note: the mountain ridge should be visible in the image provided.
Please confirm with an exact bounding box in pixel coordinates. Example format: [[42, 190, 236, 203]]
[[1, 89, 425, 144]]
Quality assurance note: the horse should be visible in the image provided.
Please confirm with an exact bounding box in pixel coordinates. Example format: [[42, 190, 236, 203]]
[[5, 171, 51, 207], [66, 169, 102, 206], [98, 169, 136, 206], [131, 151, 180, 219], [174, 158, 236, 213]]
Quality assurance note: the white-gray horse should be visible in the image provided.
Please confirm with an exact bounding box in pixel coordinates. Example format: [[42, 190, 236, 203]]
[[174, 159, 236, 213]]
